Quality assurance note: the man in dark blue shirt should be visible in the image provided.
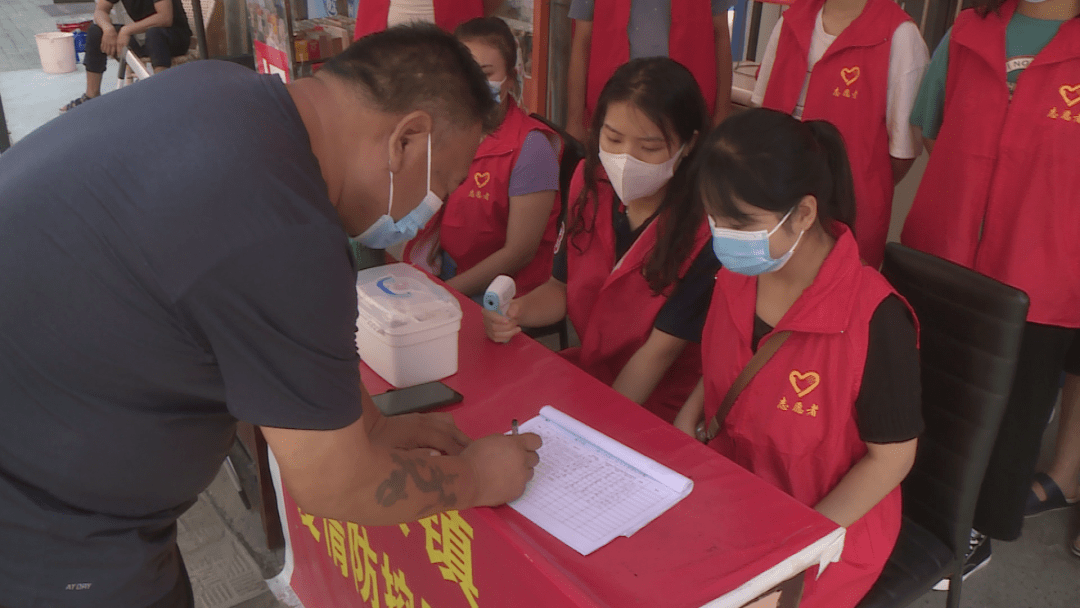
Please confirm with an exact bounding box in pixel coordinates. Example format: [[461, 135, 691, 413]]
[[1, 26, 540, 608]]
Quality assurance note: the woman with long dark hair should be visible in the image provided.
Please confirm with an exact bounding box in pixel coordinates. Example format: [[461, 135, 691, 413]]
[[483, 57, 717, 423], [677, 108, 922, 608]]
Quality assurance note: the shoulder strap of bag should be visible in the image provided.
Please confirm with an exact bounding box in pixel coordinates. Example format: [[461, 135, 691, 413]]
[[699, 330, 792, 443]]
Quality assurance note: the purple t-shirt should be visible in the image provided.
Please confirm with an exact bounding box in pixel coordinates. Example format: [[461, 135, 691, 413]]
[[508, 130, 560, 197]]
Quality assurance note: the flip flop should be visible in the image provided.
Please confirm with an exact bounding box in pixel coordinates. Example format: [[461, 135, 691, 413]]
[[59, 94, 91, 114], [1024, 472, 1078, 518]]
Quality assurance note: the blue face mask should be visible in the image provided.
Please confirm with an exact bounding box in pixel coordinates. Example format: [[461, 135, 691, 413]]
[[353, 134, 443, 250], [709, 206, 805, 276], [487, 78, 506, 103]]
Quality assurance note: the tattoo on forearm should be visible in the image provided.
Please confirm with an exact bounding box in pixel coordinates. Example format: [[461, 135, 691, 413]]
[[376, 453, 459, 515]]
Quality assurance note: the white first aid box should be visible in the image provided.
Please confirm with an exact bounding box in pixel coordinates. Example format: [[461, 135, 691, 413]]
[[355, 263, 462, 388]]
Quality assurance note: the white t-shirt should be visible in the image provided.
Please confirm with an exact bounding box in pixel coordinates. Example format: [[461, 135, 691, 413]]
[[751, 9, 929, 159], [386, 0, 437, 27]]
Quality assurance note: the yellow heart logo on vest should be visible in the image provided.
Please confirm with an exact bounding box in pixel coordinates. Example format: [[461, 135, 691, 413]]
[[841, 67, 860, 87], [789, 370, 821, 398], [474, 172, 491, 189], [1059, 84, 1080, 107]]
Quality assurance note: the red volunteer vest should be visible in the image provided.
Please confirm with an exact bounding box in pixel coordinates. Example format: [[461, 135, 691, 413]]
[[353, 0, 483, 39], [703, 226, 908, 608], [761, 0, 911, 269], [585, 0, 717, 127], [901, 1, 1080, 327], [436, 102, 561, 295], [561, 163, 711, 423]]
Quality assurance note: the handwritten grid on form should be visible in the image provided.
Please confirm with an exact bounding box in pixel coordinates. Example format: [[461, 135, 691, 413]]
[[508, 406, 693, 555]]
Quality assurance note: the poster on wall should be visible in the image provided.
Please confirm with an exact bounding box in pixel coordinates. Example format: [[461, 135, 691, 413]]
[[248, 0, 293, 81]]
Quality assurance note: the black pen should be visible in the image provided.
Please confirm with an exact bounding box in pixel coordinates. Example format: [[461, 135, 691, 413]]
[[512, 419, 519, 435]]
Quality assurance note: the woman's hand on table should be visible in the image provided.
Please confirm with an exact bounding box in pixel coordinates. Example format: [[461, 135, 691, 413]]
[[673, 412, 699, 438], [462, 433, 543, 506], [482, 300, 522, 343], [369, 411, 471, 456]]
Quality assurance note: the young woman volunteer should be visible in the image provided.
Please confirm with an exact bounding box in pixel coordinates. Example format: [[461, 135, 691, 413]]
[[903, 0, 1080, 572], [484, 57, 718, 423], [675, 109, 922, 608], [751, 0, 929, 268], [402, 17, 562, 298]]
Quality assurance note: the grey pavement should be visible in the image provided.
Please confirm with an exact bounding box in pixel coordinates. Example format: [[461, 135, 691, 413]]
[[0, 0, 95, 73]]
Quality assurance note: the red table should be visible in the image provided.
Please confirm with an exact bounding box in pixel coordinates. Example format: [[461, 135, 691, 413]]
[[267, 289, 844, 608]]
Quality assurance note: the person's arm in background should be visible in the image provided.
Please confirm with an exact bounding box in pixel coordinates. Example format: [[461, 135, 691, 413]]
[[908, 29, 950, 159], [612, 329, 689, 403], [114, 0, 177, 54], [567, 19, 593, 142], [886, 22, 930, 184], [446, 189, 556, 295], [482, 0, 505, 15], [94, 0, 120, 56], [264, 386, 542, 525], [712, 11, 734, 125]]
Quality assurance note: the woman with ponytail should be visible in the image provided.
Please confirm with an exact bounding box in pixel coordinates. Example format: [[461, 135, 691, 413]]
[[483, 57, 718, 423], [676, 108, 923, 608]]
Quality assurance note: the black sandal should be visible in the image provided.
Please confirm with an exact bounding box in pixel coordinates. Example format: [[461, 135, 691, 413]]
[[60, 94, 92, 114], [1024, 471, 1078, 517]]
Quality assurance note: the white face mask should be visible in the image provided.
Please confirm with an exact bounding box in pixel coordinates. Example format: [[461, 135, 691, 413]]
[[598, 145, 684, 203], [353, 134, 443, 249]]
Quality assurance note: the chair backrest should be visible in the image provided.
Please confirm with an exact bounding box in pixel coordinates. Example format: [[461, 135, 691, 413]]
[[880, 243, 1028, 559], [529, 113, 586, 225]]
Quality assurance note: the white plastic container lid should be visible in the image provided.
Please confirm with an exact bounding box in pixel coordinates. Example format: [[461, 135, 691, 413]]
[[355, 263, 462, 345]]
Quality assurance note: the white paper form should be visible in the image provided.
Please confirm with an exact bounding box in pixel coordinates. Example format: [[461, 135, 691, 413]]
[[508, 406, 693, 555]]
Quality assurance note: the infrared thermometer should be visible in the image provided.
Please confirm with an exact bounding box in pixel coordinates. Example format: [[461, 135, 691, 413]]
[[483, 275, 516, 315]]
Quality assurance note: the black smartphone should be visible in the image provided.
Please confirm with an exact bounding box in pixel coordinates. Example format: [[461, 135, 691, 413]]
[[371, 381, 464, 416]]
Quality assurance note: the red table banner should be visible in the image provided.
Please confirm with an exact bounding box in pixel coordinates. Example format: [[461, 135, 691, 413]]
[[270, 286, 844, 608]]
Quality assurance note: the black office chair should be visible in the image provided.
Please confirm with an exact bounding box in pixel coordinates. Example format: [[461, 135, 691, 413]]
[[520, 113, 586, 351], [857, 243, 1029, 608]]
